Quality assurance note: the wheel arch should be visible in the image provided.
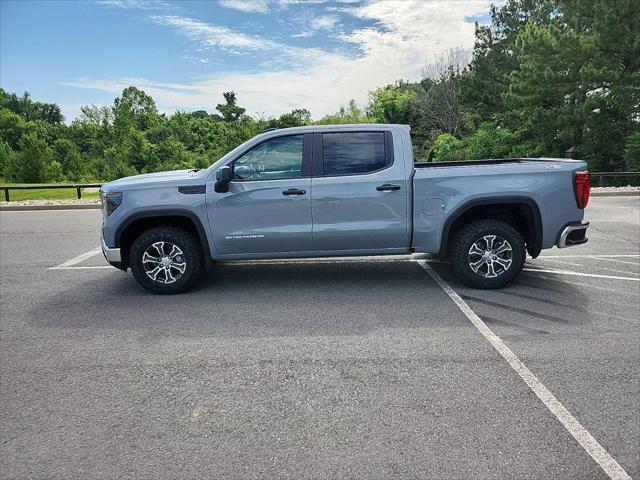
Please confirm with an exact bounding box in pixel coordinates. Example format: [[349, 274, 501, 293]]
[[438, 196, 543, 259], [115, 209, 210, 267]]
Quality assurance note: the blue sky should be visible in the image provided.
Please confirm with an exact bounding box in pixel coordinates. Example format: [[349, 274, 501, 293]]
[[1, 0, 494, 122]]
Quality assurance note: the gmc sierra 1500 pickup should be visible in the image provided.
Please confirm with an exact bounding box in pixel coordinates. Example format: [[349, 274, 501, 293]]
[[100, 124, 590, 294]]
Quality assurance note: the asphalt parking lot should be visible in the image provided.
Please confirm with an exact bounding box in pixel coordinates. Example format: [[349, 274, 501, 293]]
[[1, 196, 638, 479]]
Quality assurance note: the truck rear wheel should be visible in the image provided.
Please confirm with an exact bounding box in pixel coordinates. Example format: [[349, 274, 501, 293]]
[[130, 226, 204, 294], [450, 219, 525, 289]]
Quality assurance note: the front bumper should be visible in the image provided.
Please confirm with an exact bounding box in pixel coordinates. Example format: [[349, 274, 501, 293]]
[[101, 236, 122, 263], [557, 221, 589, 248]]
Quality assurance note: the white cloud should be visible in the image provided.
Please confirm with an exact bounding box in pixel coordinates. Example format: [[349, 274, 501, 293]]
[[63, 77, 203, 94], [311, 14, 339, 30], [67, 0, 492, 119], [219, 0, 349, 14], [96, 0, 173, 10], [293, 14, 340, 38], [218, 0, 270, 14], [151, 15, 279, 54], [149, 13, 339, 68]]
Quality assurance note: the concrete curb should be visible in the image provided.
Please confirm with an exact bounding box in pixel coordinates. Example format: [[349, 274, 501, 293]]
[[0, 204, 101, 211]]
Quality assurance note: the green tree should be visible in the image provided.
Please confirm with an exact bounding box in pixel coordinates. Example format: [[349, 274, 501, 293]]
[[101, 144, 139, 181], [463, 0, 639, 168], [624, 132, 640, 171], [274, 108, 311, 128], [0, 140, 15, 177], [216, 92, 246, 123], [53, 139, 86, 181], [317, 100, 373, 125], [152, 138, 193, 171], [0, 89, 64, 124], [4, 133, 53, 182], [429, 133, 464, 162], [461, 0, 557, 120], [0, 108, 32, 149], [113, 86, 159, 134], [47, 160, 64, 182], [465, 123, 516, 159], [505, 0, 639, 168], [508, 23, 601, 157], [77, 105, 113, 127], [402, 50, 475, 159], [120, 129, 152, 173], [561, 0, 640, 169], [367, 82, 415, 124]]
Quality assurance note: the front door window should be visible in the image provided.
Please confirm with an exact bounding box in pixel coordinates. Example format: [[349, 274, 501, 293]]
[[233, 135, 304, 181]]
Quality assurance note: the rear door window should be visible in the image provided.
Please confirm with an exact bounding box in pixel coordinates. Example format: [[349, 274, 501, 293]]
[[322, 132, 388, 176]]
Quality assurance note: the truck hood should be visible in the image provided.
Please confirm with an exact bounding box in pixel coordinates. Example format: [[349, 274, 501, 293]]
[[101, 169, 206, 192]]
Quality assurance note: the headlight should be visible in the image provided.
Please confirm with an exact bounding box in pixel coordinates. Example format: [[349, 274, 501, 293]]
[[101, 191, 122, 216]]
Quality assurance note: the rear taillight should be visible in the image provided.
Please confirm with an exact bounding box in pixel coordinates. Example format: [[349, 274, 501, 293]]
[[574, 171, 590, 209]]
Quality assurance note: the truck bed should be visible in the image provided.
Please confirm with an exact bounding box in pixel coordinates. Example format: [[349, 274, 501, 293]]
[[411, 157, 587, 255]]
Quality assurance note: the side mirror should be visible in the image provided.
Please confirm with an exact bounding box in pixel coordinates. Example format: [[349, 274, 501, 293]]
[[215, 166, 232, 193]]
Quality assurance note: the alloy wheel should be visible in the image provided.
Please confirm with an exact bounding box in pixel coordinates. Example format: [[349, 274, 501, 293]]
[[467, 235, 513, 278], [142, 241, 186, 284]]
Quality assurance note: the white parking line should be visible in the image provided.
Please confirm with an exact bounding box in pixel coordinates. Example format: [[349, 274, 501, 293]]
[[50, 265, 113, 270], [523, 267, 640, 282], [0, 209, 100, 213], [426, 258, 640, 282], [417, 261, 632, 480], [51, 247, 101, 269], [590, 266, 640, 276], [594, 257, 640, 266], [540, 254, 640, 258], [535, 257, 585, 267], [524, 273, 640, 297]]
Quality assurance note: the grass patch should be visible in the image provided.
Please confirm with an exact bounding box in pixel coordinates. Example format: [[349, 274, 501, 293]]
[[0, 183, 101, 201]]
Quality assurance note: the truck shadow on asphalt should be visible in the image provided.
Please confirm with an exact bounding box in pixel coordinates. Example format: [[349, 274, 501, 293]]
[[432, 264, 633, 334], [26, 259, 613, 338]]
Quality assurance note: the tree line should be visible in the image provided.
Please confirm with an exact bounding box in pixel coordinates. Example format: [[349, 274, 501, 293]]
[[0, 0, 638, 184]]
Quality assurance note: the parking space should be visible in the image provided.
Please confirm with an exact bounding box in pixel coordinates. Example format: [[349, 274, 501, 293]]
[[0, 197, 638, 479]]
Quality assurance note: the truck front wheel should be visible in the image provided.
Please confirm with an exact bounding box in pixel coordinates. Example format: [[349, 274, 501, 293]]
[[130, 226, 204, 294], [450, 219, 526, 289]]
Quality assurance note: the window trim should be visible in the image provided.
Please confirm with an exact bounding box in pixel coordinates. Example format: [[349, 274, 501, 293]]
[[312, 130, 394, 178], [229, 133, 312, 182]]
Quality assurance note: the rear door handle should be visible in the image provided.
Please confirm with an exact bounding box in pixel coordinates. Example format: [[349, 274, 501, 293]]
[[282, 188, 307, 196], [376, 184, 401, 191]]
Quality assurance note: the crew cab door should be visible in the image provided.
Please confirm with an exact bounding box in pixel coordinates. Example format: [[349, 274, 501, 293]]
[[207, 133, 313, 256], [311, 131, 410, 252]]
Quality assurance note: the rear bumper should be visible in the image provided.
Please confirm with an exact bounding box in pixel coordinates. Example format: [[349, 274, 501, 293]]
[[557, 221, 589, 248], [101, 236, 122, 263]]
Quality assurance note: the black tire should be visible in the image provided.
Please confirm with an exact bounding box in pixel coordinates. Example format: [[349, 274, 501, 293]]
[[130, 226, 204, 294], [450, 219, 525, 289]]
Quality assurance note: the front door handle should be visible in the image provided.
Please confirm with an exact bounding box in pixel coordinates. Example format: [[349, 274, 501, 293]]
[[282, 188, 307, 196], [376, 184, 401, 191]]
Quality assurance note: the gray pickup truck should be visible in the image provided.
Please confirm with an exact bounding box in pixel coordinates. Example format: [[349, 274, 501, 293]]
[[100, 124, 590, 294]]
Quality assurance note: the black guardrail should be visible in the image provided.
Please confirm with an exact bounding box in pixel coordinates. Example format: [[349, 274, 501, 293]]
[[1, 172, 638, 202], [590, 172, 640, 187], [1, 184, 103, 202]]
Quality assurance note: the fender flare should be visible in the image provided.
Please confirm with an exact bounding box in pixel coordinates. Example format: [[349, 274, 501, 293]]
[[115, 208, 211, 257], [438, 196, 543, 258]]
